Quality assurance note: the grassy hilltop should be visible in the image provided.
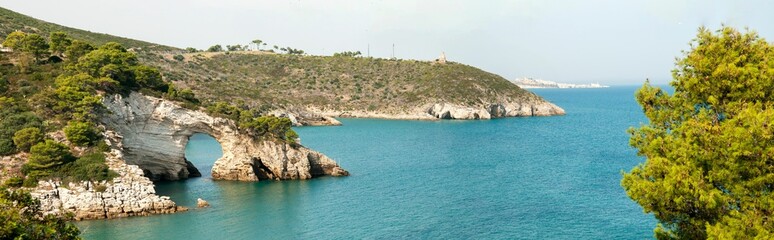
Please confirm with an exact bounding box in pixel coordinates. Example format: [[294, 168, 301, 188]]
[[0, 6, 547, 114]]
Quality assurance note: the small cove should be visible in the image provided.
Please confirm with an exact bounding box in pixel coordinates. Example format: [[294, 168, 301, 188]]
[[78, 86, 656, 239]]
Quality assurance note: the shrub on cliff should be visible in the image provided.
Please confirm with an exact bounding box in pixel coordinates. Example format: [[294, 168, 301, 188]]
[[2, 177, 23, 188], [12, 127, 44, 152], [0, 187, 81, 239], [623, 27, 774, 239], [64, 40, 94, 61], [49, 31, 72, 56], [205, 101, 297, 143], [51, 152, 118, 184], [134, 65, 168, 92], [165, 84, 200, 109], [205, 101, 242, 120], [239, 115, 298, 144], [52, 73, 106, 122], [74, 42, 138, 89], [26, 140, 74, 170], [63, 121, 99, 147], [1, 31, 26, 49], [0, 111, 43, 155]]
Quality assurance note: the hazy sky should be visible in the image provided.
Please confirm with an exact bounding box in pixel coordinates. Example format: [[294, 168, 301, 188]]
[[3, 0, 773, 85]]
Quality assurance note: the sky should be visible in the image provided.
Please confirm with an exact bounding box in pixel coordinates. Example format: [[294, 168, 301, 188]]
[[3, 0, 773, 85]]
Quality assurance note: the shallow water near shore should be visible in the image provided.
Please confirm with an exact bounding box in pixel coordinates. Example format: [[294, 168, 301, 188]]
[[77, 86, 656, 239]]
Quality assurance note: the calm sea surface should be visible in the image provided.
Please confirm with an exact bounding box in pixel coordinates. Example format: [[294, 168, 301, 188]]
[[78, 86, 656, 239]]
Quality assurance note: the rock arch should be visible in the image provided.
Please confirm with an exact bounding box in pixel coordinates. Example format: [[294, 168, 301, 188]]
[[101, 92, 348, 181]]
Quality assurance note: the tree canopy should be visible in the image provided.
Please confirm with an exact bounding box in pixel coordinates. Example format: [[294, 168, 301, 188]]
[[1, 31, 26, 49], [27, 140, 74, 171], [49, 31, 72, 56], [623, 26, 774, 239], [0, 188, 80, 239], [333, 51, 362, 57], [207, 44, 223, 52], [12, 127, 44, 152]]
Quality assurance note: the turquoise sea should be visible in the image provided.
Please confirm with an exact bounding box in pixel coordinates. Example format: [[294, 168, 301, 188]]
[[78, 86, 656, 239]]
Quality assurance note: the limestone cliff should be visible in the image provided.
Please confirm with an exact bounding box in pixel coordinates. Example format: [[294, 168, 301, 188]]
[[101, 92, 348, 181]]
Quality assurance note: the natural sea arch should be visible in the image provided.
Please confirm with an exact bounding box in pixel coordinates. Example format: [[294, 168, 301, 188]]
[[183, 133, 224, 178], [101, 92, 348, 182]]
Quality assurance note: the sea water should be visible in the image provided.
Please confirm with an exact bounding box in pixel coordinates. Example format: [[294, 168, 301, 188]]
[[77, 86, 656, 239]]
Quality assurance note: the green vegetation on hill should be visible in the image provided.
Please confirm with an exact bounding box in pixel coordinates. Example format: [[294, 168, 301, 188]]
[[146, 52, 542, 112], [623, 27, 774, 239]]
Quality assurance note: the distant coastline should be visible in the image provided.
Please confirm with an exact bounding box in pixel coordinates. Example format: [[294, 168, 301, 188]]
[[512, 77, 609, 89]]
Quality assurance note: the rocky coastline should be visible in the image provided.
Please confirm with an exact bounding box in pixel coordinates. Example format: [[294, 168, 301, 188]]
[[274, 100, 565, 126], [24, 92, 349, 220], [17, 92, 560, 220]]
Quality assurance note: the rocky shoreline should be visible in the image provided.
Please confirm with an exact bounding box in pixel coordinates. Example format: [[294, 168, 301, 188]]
[[30, 131, 186, 220], [274, 101, 565, 126]]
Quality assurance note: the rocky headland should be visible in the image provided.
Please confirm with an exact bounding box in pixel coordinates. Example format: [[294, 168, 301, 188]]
[[24, 92, 349, 220]]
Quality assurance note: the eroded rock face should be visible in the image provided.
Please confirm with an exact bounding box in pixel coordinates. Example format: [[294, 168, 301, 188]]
[[212, 139, 349, 181], [428, 103, 491, 119], [297, 97, 565, 123], [101, 92, 348, 181]]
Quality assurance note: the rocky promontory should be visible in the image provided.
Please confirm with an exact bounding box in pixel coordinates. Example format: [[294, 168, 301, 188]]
[[101, 92, 348, 181], [25, 92, 349, 220]]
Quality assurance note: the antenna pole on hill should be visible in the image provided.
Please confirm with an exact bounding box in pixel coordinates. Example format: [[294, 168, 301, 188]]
[[392, 43, 395, 59], [367, 44, 370, 57]]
